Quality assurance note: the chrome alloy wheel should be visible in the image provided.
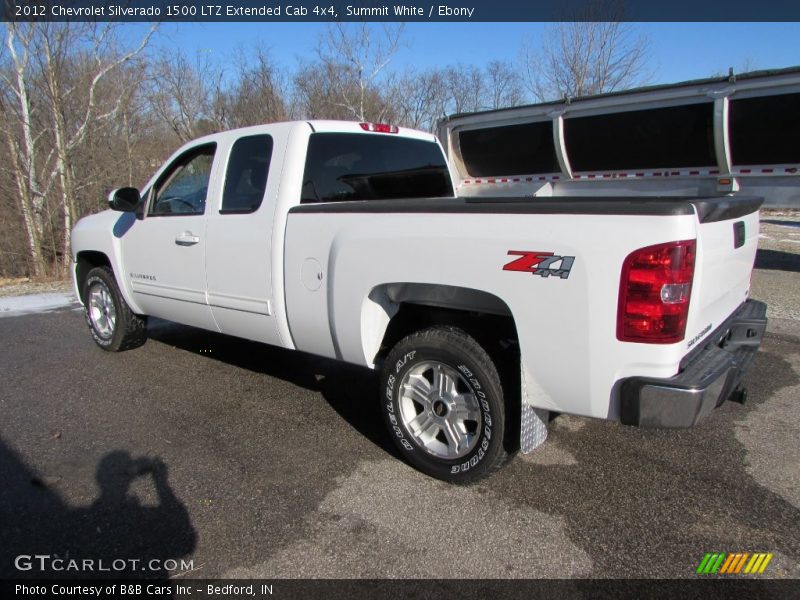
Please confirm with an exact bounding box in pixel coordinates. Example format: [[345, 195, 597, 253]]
[[397, 361, 482, 459], [87, 282, 117, 340]]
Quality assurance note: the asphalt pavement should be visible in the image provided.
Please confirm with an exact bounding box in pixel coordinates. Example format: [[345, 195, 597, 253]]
[[0, 217, 798, 581]]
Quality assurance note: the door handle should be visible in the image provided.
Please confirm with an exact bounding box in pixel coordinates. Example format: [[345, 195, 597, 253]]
[[175, 231, 200, 246]]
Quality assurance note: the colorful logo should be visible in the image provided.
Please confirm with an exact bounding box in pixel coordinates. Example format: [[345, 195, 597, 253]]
[[696, 552, 774, 575], [503, 250, 575, 279]]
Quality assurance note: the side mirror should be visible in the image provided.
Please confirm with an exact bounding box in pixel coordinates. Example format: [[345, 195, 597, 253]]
[[108, 187, 141, 212]]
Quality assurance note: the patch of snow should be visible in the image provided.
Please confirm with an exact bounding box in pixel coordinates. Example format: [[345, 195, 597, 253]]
[[0, 293, 79, 318]]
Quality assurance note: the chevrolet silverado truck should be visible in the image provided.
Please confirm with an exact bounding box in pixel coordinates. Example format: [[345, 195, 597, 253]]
[[71, 119, 767, 483]]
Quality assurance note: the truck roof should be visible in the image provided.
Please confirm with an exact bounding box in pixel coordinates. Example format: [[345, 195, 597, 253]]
[[184, 120, 437, 148]]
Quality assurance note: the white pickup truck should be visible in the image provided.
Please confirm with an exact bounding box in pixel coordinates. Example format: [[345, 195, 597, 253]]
[[71, 119, 767, 482]]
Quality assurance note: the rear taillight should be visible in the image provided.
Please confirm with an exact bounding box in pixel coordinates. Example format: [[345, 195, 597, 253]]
[[617, 240, 696, 343], [359, 122, 399, 134]]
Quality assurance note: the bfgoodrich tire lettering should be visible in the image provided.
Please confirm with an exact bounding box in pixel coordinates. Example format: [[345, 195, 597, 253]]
[[380, 326, 507, 483], [83, 266, 147, 352]]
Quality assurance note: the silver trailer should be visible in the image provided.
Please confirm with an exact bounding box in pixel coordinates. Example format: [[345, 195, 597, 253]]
[[439, 67, 800, 208]]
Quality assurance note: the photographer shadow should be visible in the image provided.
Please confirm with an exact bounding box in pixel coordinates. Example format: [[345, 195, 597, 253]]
[[1, 440, 196, 580]]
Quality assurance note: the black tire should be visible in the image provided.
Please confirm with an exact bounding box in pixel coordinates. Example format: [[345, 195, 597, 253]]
[[380, 326, 507, 483], [82, 266, 147, 352]]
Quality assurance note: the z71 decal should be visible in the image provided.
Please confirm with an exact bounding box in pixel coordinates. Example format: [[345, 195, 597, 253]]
[[503, 251, 575, 279]]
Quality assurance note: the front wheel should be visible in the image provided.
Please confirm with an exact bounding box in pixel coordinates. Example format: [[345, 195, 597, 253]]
[[83, 266, 147, 352], [380, 326, 507, 483]]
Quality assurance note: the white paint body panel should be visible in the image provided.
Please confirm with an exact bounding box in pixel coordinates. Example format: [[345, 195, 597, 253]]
[[122, 211, 217, 331], [689, 210, 760, 348], [284, 210, 705, 419]]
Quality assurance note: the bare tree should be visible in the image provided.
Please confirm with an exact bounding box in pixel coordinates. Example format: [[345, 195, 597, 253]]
[[292, 59, 396, 122], [110, 61, 156, 188], [40, 24, 154, 274], [440, 64, 484, 115], [392, 68, 448, 132], [522, 18, 650, 102], [0, 105, 33, 278], [149, 49, 226, 144], [1, 25, 49, 276], [315, 23, 404, 122], [224, 47, 287, 128], [292, 61, 347, 120], [74, 57, 162, 212], [484, 60, 525, 109], [1, 22, 154, 276], [390, 62, 524, 132]]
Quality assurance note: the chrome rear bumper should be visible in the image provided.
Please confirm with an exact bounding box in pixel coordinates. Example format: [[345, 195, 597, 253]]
[[620, 300, 767, 428]]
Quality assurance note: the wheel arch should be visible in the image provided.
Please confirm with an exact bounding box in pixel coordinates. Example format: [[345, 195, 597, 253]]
[[363, 283, 519, 368], [75, 251, 112, 303]]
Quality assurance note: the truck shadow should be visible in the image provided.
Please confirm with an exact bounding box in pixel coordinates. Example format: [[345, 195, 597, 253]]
[[755, 248, 800, 273], [0, 439, 196, 581], [146, 319, 400, 460]]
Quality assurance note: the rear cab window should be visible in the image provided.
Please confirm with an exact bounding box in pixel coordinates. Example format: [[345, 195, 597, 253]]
[[300, 133, 453, 203]]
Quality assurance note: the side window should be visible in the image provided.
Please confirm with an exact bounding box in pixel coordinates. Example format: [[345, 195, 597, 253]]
[[221, 134, 273, 214], [149, 144, 216, 216]]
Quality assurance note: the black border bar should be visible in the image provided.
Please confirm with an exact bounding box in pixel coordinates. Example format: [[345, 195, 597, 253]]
[[3, 0, 800, 22], [3, 579, 799, 600]]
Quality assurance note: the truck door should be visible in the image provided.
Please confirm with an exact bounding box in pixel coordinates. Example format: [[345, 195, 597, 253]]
[[203, 133, 283, 346], [120, 143, 218, 330]]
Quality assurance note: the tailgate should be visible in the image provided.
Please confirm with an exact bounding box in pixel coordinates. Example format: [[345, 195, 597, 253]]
[[685, 196, 764, 350]]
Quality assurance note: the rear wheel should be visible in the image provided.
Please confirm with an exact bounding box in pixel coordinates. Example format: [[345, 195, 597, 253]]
[[380, 326, 507, 483], [83, 266, 147, 352]]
